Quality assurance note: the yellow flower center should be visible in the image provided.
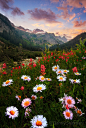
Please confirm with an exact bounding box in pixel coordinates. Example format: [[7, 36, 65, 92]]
[[32, 96, 36, 100], [40, 96, 43, 99], [77, 110, 82, 114], [67, 99, 72, 104], [76, 73, 79, 75], [58, 71, 61, 73], [6, 80, 10, 84], [47, 78, 50, 81], [59, 77, 63, 80], [36, 120, 42, 126], [37, 87, 42, 90], [24, 101, 30, 106], [18, 96, 21, 99], [10, 110, 15, 115], [66, 112, 70, 117], [41, 77, 45, 80], [24, 77, 28, 79], [74, 80, 76, 82], [54, 67, 57, 69], [64, 70, 67, 73]]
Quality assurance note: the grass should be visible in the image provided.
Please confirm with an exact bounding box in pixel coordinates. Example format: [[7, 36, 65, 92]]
[[0, 47, 86, 128]]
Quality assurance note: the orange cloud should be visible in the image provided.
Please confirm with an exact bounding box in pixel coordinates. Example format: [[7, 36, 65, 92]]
[[73, 20, 86, 27], [57, 7, 76, 21]]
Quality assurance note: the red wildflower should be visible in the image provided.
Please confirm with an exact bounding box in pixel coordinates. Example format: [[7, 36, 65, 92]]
[[66, 59, 68, 62], [51, 52, 53, 56], [54, 57, 55, 59], [15, 67, 18, 69], [20, 86, 24, 90], [48, 55, 50, 59], [2, 63, 6, 68], [66, 57, 69, 59], [2, 71, 7, 74], [22, 63, 25, 66], [66, 104, 71, 109], [19, 66, 21, 69], [72, 67, 78, 73], [56, 59, 59, 62], [30, 58, 32, 62], [33, 63, 36, 67]]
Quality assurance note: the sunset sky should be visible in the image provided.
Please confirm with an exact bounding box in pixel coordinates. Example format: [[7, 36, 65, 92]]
[[0, 0, 86, 41]]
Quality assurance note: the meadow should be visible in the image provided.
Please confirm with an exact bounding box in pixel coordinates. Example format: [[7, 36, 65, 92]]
[[0, 42, 86, 128]]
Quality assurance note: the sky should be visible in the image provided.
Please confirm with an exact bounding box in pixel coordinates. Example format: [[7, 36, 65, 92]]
[[0, 0, 86, 41]]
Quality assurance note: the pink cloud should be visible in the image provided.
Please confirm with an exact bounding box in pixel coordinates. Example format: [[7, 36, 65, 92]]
[[27, 8, 61, 24], [11, 7, 24, 16], [56, 32, 60, 35], [50, 0, 59, 3], [0, 0, 13, 10], [57, 7, 76, 20], [83, 8, 86, 13], [32, 29, 44, 34], [73, 20, 86, 27], [62, 0, 86, 9]]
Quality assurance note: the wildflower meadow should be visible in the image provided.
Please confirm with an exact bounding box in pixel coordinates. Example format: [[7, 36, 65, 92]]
[[0, 41, 86, 128]]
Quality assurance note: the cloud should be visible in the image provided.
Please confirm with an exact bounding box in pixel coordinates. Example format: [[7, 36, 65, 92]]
[[32, 29, 45, 34], [11, 7, 24, 16], [57, 7, 76, 21], [50, 0, 59, 3], [27, 8, 62, 24], [83, 8, 86, 13], [32, 23, 44, 28], [0, 0, 24, 16], [61, 0, 86, 9], [0, 0, 14, 10], [73, 20, 86, 27]]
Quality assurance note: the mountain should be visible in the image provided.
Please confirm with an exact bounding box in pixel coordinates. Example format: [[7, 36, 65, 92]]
[[59, 32, 86, 50], [0, 13, 14, 33]]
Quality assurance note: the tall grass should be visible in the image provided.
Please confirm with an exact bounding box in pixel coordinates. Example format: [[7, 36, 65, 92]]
[[0, 43, 86, 128]]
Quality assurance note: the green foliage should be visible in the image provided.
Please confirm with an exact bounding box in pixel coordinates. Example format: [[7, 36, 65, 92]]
[[76, 38, 86, 51]]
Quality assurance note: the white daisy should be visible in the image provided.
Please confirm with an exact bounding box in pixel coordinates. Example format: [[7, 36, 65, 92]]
[[31, 95, 37, 100], [15, 95, 21, 101], [45, 78, 52, 81], [62, 69, 69, 74], [63, 109, 73, 120], [76, 97, 82, 103], [25, 107, 31, 117], [69, 79, 80, 84], [33, 84, 46, 93], [74, 72, 81, 75], [30, 115, 48, 128], [21, 75, 31, 82], [75, 108, 85, 116], [56, 69, 63, 75], [21, 98, 32, 109], [65, 96, 75, 108], [5, 106, 19, 119], [52, 65, 59, 72], [57, 75, 66, 81], [2, 79, 13, 87], [58, 93, 68, 108], [39, 75, 46, 82]]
